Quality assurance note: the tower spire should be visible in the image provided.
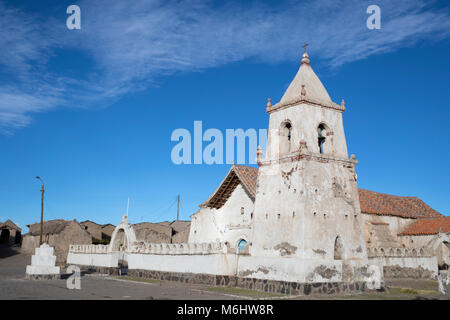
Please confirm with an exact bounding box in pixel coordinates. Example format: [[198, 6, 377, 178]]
[[301, 42, 310, 65]]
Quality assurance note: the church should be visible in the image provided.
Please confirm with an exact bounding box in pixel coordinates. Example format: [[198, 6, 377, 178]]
[[67, 49, 450, 295]]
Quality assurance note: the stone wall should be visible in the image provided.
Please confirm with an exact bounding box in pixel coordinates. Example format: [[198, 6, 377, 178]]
[[438, 270, 450, 298], [368, 248, 438, 279], [73, 265, 371, 296], [383, 266, 436, 279], [66, 243, 380, 285]]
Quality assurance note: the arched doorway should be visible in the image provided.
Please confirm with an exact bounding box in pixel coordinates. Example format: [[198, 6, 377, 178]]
[[111, 228, 128, 275], [334, 236, 343, 260], [237, 239, 248, 254], [108, 217, 137, 275], [112, 229, 127, 252]]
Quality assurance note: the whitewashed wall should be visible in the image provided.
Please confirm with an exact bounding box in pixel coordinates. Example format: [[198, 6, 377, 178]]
[[237, 256, 344, 283], [67, 252, 120, 268], [127, 253, 238, 275], [189, 184, 254, 249]]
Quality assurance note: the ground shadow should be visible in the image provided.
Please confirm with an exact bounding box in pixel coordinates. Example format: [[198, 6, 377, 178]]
[[0, 244, 21, 259]]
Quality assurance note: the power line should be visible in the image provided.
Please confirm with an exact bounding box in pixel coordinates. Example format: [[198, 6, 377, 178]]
[[130, 196, 178, 223]]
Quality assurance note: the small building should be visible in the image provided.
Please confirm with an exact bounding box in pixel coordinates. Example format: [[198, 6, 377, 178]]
[[22, 219, 92, 263], [170, 220, 191, 243], [80, 221, 116, 244], [80, 220, 102, 241], [101, 224, 116, 242], [132, 222, 172, 243], [398, 217, 450, 269], [0, 220, 22, 245]]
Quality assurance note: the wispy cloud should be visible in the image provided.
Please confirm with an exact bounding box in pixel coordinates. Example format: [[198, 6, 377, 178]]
[[0, 0, 449, 132]]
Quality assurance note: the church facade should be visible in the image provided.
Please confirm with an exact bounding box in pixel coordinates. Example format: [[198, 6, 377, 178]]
[[67, 50, 450, 292]]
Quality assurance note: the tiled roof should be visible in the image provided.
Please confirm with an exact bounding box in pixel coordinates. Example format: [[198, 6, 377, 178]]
[[200, 165, 258, 209], [399, 217, 450, 236], [200, 165, 444, 219], [358, 189, 443, 219], [233, 165, 258, 198]]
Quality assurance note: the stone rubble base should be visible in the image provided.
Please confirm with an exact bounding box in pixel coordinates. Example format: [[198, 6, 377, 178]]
[[72, 265, 379, 296]]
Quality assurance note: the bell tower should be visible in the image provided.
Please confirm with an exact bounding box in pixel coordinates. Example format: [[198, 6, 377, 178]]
[[250, 48, 368, 280]]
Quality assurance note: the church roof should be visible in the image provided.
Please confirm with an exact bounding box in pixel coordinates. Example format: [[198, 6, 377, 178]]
[[358, 189, 443, 219], [280, 51, 332, 104], [200, 165, 444, 220], [200, 165, 258, 209], [398, 217, 450, 236]]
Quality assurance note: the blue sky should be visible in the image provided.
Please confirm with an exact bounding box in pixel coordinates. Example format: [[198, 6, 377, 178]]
[[1, 0, 449, 231]]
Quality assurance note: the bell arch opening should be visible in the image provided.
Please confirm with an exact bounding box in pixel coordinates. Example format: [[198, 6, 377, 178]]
[[279, 121, 292, 155], [317, 123, 331, 154]]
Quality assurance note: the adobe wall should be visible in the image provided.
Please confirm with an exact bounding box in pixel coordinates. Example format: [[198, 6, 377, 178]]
[[368, 249, 438, 279], [22, 221, 92, 263], [72, 264, 370, 296], [361, 213, 416, 238], [66, 243, 380, 286], [189, 184, 254, 249], [251, 157, 367, 263]]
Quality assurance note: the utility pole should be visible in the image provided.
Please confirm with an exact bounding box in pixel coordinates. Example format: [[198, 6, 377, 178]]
[[36, 176, 44, 245], [177, 194, 180, 221]]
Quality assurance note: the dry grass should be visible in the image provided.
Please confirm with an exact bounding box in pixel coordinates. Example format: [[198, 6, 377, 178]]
[[202, 286, 285, 299]]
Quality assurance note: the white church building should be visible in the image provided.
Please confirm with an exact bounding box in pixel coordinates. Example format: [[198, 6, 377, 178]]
[[67, 50, 449, 295]]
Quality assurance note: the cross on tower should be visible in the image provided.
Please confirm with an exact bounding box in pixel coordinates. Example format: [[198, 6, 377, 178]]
[[302, 42, 308, 53]]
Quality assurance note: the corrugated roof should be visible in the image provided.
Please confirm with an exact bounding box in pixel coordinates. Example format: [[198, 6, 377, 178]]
[[399, 217, 450, 236]]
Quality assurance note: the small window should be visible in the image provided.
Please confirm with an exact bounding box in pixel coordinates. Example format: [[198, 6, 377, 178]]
[[240, 207, 244, 215], [277, 214, 281, 219], [237, 239, 248, 254]]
